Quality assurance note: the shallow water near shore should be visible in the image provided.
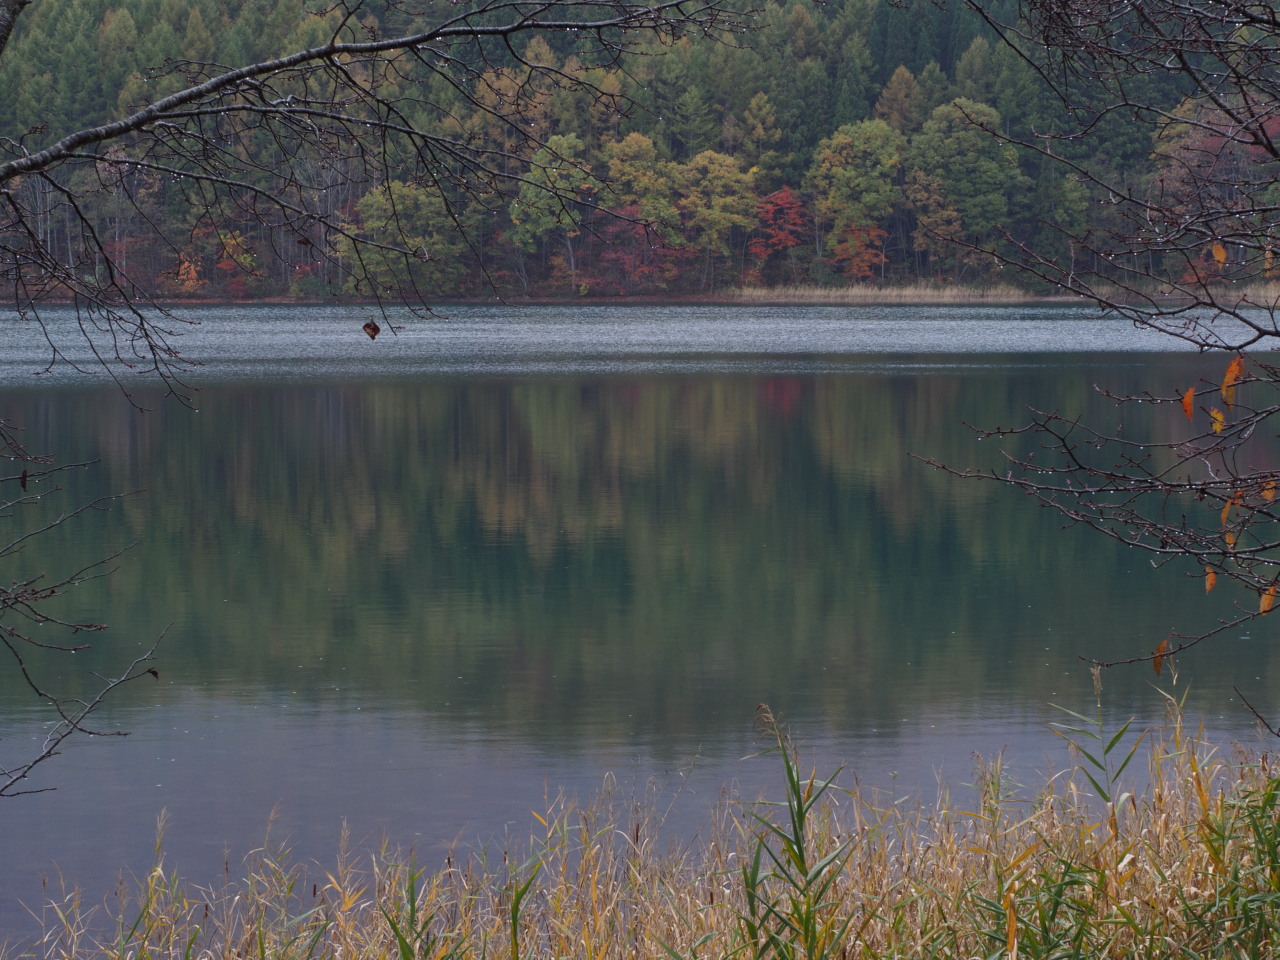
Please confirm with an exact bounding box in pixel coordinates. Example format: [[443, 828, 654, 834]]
[[0, 303, 1275, 944]]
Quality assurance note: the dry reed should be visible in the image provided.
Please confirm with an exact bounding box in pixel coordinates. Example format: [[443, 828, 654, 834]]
[[728, 283, 1078, 305], [7, 704, 1279, 960]]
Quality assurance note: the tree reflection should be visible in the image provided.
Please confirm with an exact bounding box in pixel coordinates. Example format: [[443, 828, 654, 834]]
[[0, 362, 1256, 750]]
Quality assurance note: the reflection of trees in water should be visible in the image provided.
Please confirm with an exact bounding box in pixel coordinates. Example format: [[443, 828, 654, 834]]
[[0, 365, 1258, 743]]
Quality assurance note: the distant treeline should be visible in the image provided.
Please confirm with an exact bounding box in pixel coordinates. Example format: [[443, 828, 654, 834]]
[[0, 0, 1190, 299]]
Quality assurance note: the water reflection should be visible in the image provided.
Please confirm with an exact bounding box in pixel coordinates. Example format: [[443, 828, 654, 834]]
[[0, 333, 1275, 941]]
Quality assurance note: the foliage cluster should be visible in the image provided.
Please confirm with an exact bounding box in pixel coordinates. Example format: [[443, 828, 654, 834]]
[[0, 0, 1179, 300], [12, 707, 1280, 959]]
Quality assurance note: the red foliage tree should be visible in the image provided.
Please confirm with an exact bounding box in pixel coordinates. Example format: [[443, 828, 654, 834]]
[[747, 186, 808, 284], [830, 224, 888, 281], [588, 204, 691, 295]]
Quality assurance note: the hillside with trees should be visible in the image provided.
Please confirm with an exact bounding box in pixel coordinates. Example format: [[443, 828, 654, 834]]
[[0, 0, 1184, 300]]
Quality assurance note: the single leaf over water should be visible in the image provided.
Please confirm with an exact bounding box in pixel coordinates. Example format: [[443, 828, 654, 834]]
[[1262, 585, 1278, 615], [1153, 635, 1169, 677], [1181, 386, 1195, 421], [1220, 490, 1243, 526], [1221, 355, 1245, 410]]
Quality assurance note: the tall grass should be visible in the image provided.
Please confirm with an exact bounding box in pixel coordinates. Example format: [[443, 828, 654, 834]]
[[9, 703, 1280, 960], [729, 282, 1077, 305]]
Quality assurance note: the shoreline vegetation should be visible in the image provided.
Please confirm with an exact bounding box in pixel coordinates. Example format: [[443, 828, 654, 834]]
[[13, 707, 1280, 960], [20, 278, 1280, 310], [726, 282, 1079, 304], [8, 282, 1083, 312]]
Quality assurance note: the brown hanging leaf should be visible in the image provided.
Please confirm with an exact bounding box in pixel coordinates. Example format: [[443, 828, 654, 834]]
[[1262, 584, 1279, 615], [1210, 408, 1226, 433], [1181, 386, 1196, 421], [362, 320, 381, 340], [1221, 355, 1245, 410], [1212, 242, 1228, 265], [1153, 635, 1170, 677], [1225, 530, 1237, 549], [1221, 490, 1243, 526], [1264, 479, 1277, 501], [1205, 567, 1218, 593]]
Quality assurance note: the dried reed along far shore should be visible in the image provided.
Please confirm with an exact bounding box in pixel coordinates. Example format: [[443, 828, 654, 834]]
[[728, 282, 1074, 304]]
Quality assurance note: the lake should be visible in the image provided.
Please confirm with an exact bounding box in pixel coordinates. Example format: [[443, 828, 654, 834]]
[[0, 303, 1275, 943]]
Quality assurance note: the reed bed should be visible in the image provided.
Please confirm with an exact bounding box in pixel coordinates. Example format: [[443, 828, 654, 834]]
[[728, 283, 1075, 305], [10, 705, 1280, 960]]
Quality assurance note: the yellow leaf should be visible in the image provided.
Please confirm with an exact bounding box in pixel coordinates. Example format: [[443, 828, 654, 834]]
[[1205, 567, 1218, 593], [1262, 585, 1278, 615], [1212, 242, 1227, 265], [1225, 530, 1237, 549], [1264, 479, 1276, 501], [1004, 887, 1017, 957], [1210, 408, 1226, 433], [1153, 635, 1169, 677], [1221, 355, 1245, 410], [1221, 490, 1243, 526]]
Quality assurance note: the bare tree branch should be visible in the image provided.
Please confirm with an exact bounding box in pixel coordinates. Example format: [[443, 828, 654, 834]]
[[952, 0, 1280, 699]]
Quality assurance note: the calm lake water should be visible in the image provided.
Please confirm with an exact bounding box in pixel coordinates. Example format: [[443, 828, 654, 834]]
[[0, 303, 1276, 942]]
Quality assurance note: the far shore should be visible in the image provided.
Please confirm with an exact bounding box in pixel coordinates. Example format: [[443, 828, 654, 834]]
[[6, 282, 1087, 311]]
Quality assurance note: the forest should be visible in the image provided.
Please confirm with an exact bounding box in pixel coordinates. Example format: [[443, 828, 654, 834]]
[[0, 0, 1192, 300]]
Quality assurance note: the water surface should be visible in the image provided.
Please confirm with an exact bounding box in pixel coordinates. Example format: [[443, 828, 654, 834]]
[[0, 304, 1273, 944]]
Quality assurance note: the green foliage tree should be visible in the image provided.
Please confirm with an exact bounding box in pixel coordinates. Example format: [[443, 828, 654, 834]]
[[601, 133, 683, 241], [805, 119, 904, 276], [341, 180, 469, 300], [508, 135, 603, 289], [736, 92, 785, 187], [677, 149, 757, 288], [908, 98, 1028, 277]]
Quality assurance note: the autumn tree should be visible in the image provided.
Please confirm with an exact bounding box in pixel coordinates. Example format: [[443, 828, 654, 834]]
[[677, 149, 757, 288], [805, 119, 904, 280], [748, 185, 808, 285], [875, 66, 928, 135]]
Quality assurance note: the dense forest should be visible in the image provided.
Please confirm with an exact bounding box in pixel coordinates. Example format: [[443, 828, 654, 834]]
[[0, 0, 1188, 299]]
